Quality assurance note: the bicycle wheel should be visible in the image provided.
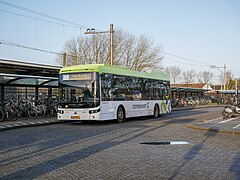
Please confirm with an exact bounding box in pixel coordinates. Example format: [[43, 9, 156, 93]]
[[44, 107, 52, 117], [0, 108, 4, 121], [19, 109, 29, 120], [36, 105, 45, 118], [9, 108, 19, 121], [28, 108, 37, 119], [52, 106, 57, 116]]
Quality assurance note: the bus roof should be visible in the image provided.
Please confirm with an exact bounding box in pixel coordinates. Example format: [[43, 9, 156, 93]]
[[60, 64, 169, 81]]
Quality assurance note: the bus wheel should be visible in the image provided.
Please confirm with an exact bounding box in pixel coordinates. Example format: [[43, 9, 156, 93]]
[[117, 106, 125, 123], [153, 104, 159, 118]]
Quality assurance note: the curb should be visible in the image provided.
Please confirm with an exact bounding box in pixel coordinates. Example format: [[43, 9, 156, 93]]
[[186, 124, 240, 135], [172, 105, 224, 111], [0, 120, 60, 131]]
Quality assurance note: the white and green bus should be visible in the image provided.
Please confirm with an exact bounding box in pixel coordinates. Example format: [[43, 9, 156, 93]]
[[58, 64, 171, 122]]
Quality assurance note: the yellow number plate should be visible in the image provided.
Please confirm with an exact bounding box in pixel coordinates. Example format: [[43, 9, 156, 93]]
[[71, 116, 80, 119]]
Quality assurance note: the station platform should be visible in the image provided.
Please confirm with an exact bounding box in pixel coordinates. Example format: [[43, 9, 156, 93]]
[[187, 116, 240, 135], [0, 117, 58, 131]]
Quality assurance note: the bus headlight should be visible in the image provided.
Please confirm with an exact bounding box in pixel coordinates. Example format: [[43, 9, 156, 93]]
[[89, 108, 100, 114]]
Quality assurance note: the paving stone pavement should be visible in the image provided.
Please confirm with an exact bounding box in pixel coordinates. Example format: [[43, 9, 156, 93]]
[[0, 115, 239, 179]]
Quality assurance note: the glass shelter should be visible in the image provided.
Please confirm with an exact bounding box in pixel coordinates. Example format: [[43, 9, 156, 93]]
[[0, 59, 61, 101]]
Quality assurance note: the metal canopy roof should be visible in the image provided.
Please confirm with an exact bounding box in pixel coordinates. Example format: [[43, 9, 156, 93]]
[[0, 59, 61, 77], [216, 90, 240, 94], [0, 73, 58, 87], [0, 59, 61, 87], [171, 86, 209, 93]]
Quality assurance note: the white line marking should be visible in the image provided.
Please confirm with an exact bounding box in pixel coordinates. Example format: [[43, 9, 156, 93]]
[[170, 141, 189, 145], [5, 125, 13, 127], [18, 123, 28, 126], [233, 124, 240, 129], [36, 121, 44, 124], [198, 117, 222, 124], [219, 117, 239, 123]]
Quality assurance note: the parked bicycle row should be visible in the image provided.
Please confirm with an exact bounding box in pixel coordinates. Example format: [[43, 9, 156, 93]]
[[0, 95, 58, 122], [171, 97, 212, 108]]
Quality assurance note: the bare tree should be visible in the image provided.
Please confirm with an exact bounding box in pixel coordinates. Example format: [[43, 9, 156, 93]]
[[165, 66, 181, 84], [57, 35, 110, 65], [57, 29, 163, 71], [226, 70, 234, 86], [197, 71, 213, 84], [196, 71, 203, 83], [182, 70, 196, 84], [219, 70, 234, 88]]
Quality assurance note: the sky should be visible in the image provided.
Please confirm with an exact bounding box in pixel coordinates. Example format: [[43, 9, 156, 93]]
[[0, 0, 240, 81]]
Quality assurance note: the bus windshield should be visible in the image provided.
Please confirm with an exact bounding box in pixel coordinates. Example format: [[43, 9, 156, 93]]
[[59, 72, 100, 108]]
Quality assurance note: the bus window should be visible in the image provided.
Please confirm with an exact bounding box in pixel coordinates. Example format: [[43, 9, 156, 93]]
[[101, 74, 113, 101], [112, 75, 127, 100], [132, 89, 141, 100]]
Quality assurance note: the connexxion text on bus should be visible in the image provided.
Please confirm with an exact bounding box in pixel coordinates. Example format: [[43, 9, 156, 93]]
[[58, 64, 171, 122]]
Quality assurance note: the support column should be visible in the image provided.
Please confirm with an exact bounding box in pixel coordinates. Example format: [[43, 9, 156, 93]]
[[110, 24, 114, 66], [0, 85, 4, 101], [223, 64, 227, 90], [35, 86, 39, 101], [48, 88, 52, 98]]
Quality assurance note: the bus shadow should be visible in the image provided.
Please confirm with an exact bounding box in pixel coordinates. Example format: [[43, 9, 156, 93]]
[[61, 120, 116, 126]]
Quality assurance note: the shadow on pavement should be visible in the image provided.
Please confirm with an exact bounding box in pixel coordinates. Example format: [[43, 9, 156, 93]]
[[229, 153, 240, 179], [169, 127, 218, 179]]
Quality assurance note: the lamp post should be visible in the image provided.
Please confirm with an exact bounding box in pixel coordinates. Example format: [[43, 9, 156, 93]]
[[234, 78, 239, 105], [84, 24, 114, 65], [210, 64, 227, 90]]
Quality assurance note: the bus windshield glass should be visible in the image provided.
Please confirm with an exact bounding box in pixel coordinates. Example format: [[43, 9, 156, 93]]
[[59, 72, 100, 108]]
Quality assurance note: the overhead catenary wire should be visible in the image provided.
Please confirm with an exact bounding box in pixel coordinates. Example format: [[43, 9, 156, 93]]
[[163, 57, 207, 67], [161, 50, 211, 66], [0, 9, 81, 29], [0, 40, 61, 55], [0, 0, 89, 29], [162, 52, 240, 75], [0, 40, 78, 59]]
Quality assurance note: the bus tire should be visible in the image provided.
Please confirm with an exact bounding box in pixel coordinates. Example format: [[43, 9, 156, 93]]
[[153, 104, 159, 118], [117, 106, 125, 123]]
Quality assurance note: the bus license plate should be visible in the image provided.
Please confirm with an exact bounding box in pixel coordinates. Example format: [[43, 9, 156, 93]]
[[71, 116, 80, 119]]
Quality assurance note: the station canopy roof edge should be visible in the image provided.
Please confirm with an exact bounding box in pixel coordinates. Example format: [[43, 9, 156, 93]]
[[170, 86, 210, 93], [216, 90, 240, 94], [0, 59, 62, 87]]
